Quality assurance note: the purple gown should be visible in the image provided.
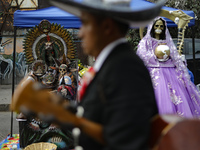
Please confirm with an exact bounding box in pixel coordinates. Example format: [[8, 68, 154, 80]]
[[137, 17, 200, 118]]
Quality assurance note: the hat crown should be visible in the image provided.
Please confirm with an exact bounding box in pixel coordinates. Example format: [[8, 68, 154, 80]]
[[84, 0, 131, 6], [103, 0, 130, 3]]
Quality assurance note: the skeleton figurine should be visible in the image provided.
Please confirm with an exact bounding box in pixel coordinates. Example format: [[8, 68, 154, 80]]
[[58, 64, 75, 100]]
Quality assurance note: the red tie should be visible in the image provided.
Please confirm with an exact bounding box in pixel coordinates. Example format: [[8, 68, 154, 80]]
[[78, 67, 96, 102]]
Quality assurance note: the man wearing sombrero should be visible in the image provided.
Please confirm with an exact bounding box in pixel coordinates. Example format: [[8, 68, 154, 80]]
[[30, 0, 166, 149], [49, 0, 165, 149]]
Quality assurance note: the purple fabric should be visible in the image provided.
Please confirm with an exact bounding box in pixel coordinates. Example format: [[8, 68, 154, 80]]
[[137, 17, 200, 118]]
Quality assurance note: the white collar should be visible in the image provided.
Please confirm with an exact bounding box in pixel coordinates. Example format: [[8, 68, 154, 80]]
[[93, 38, 127, 72]]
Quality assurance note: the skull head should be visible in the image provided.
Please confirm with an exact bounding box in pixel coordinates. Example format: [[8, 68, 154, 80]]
[[154, 19, 164, 35], [59, 64, 68, 76]]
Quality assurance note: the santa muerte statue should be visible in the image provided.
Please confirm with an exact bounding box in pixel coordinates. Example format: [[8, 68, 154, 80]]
[[137, 11, 200, 119], [17, 19, 78, 150]]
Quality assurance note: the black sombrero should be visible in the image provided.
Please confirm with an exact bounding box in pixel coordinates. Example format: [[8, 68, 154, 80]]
[[50, 0, 166, 27]]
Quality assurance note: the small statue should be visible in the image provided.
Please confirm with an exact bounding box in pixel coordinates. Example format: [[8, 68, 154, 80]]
[[24, 60, 47, 83], [42, 35, 59, 68], [58, 66, 75, 100]]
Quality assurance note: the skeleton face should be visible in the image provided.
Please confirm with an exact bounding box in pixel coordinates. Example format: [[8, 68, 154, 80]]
[[59, 64, 68, 76], [154, 19, 164, 35]]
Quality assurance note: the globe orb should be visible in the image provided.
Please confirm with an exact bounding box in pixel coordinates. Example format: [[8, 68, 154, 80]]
[[154, 44, 170, 61]]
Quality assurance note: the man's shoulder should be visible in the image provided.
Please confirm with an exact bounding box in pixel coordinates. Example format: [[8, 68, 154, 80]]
[[111, 43, 145, 64]]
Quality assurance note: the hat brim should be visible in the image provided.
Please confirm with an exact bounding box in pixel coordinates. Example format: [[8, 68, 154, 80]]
[[50, 0, 166, 28]]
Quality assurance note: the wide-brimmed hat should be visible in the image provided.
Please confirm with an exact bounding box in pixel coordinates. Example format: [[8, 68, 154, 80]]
[[50, 0, 166, 28]]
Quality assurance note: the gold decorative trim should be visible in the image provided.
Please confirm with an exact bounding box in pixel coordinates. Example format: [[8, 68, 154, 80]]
[[23, 21, 77, 64]]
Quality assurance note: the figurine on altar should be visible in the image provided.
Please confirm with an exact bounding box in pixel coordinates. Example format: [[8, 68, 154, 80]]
[[57, 64, 75, 100], [41, 35, 59, 68], [137, 17, 200, 118], [48, 54, 77, 97]]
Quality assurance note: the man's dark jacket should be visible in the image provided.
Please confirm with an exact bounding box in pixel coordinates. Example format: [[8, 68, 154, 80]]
[[79, 43, 158, 150]]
